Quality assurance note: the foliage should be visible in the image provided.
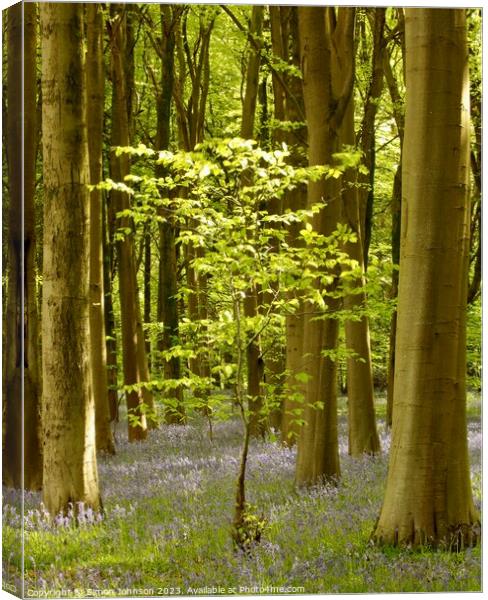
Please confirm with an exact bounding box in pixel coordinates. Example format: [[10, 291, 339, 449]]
[[104, 138, 362, 425]]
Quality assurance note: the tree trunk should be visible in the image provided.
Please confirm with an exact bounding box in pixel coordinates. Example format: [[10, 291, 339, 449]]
[[383, 26, 405, 429], [86, 3, 115, 455], [109, 4, 152, 441], [155, 5, 185, 424], [143, 224, 152, 372], [295, 7, 355, 485], [334, 13, 380, 457], [3, 4, 24, 488], [341, 100, 381, 457], [40, 2, 101, 514], [3, 2, 43, 490], [269, 7, 308, 446], [240, 5, 266, 439], [102, 197, 119, 424], [358, 9, 386, 270], [386, 161, 402, 428], [373, 9, 479, 549]]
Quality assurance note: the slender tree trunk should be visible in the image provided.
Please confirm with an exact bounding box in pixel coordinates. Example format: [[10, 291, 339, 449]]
[[341, 100, 380, 457], [102, 197, 119, 424], [23, 2, 43, 489], [3, 3, 24, 489], [40, 3, 101, 514], [155, 5, 184, 423], [3, 2, 43, 490], [467, 78, 481, 305], [386, 161, 402, 427], [109, 5, 152, 441], [262, 6, 286, 433], [383, 36, 405, 428], [270, 7, 308, 446], [334, 14, 380, 457], [240, 5, 266, 438], [143, 224, 152, 372], [86, 3, 115, 455], [373, 9, 479, 549], [358, 9, 386, 269]]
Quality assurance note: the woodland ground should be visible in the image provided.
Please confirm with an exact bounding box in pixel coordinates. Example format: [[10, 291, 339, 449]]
[[2, 394, 482, 596]]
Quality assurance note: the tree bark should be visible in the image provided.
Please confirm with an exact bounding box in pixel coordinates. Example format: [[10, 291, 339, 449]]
[[102, 196, 119, 424], [155, 5, 185, 424], [109, 4, 152, 441], [295, 7, 354, 485], [373, 9, 479, 549], [40, 2, 101, 514], [386, 162, 402, 428], [383, 36, 405, 428], [269, 7, 308, 446], [86, 3, 115, 455], [143, 224, 152, 372], [340, 96, 380, 457], [358, 9, 386, 270], [3, 2, 43, 490], [240, 5, 266, 439]]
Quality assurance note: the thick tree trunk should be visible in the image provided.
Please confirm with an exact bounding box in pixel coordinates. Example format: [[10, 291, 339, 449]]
[[295, 7, 354, 485], [40, 3, 101, 514], [3, 2, 43, 490], [109, 5, 152, 440], [373, 9, 479, 549], [86, 3, 115, 455]]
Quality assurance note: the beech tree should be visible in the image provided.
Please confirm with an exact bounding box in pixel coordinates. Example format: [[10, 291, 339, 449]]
[[40, 2, 101, 514], [383, 15, 405, 428], [373, 8, 479, 548], [87, 3, 115, 455], [295, 7, 354, 486], [3, 2, 42, 491], [108, 4, 154, 440], [268, 6, 308, 446], [339, 9, 381, 457]]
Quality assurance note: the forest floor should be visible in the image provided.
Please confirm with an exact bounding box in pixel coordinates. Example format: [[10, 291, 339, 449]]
[[3, 394, 482, 596]]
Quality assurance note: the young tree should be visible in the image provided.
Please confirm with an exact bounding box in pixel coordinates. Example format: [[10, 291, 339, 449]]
[[239, 5, 266, 438], [40, 2, 101, 514], [86, 3, 115, 455], [373, 8, 479, 548], [3, 2, 42, 490]]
